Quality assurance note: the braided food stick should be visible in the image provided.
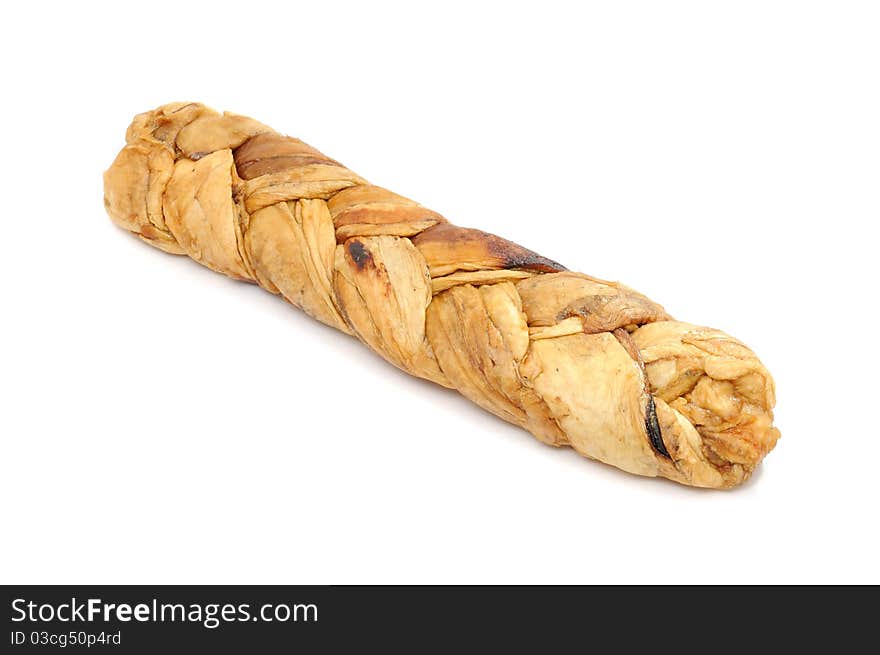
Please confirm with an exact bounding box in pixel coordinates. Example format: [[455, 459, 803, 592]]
[[103, 102, 779, 488]]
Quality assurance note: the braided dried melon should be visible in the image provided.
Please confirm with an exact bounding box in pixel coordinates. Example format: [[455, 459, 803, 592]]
[[104, 102, 779, 488]]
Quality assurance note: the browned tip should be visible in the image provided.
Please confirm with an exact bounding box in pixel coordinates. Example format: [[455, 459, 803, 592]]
[[411, 223, 566, 277]]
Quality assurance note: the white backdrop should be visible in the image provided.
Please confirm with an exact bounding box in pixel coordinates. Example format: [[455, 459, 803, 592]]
[[2, 1, 878, 584]]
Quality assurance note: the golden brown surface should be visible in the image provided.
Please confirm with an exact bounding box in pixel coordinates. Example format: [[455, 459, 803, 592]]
[[104, 102, 780, 488]]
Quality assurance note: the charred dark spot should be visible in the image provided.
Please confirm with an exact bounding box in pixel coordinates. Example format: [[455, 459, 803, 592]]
[[348, 240, 373, 270], [645, 396, 670, 458]]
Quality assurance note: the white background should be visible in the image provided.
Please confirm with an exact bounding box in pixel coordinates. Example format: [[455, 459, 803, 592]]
[[2, 1, 878, 584]]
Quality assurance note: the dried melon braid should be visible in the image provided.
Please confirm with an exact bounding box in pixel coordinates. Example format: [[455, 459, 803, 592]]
[[103, 102, 779, 488]]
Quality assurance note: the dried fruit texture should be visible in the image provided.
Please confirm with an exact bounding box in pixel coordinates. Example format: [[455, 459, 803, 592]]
[[104, 102, 780, 488]]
